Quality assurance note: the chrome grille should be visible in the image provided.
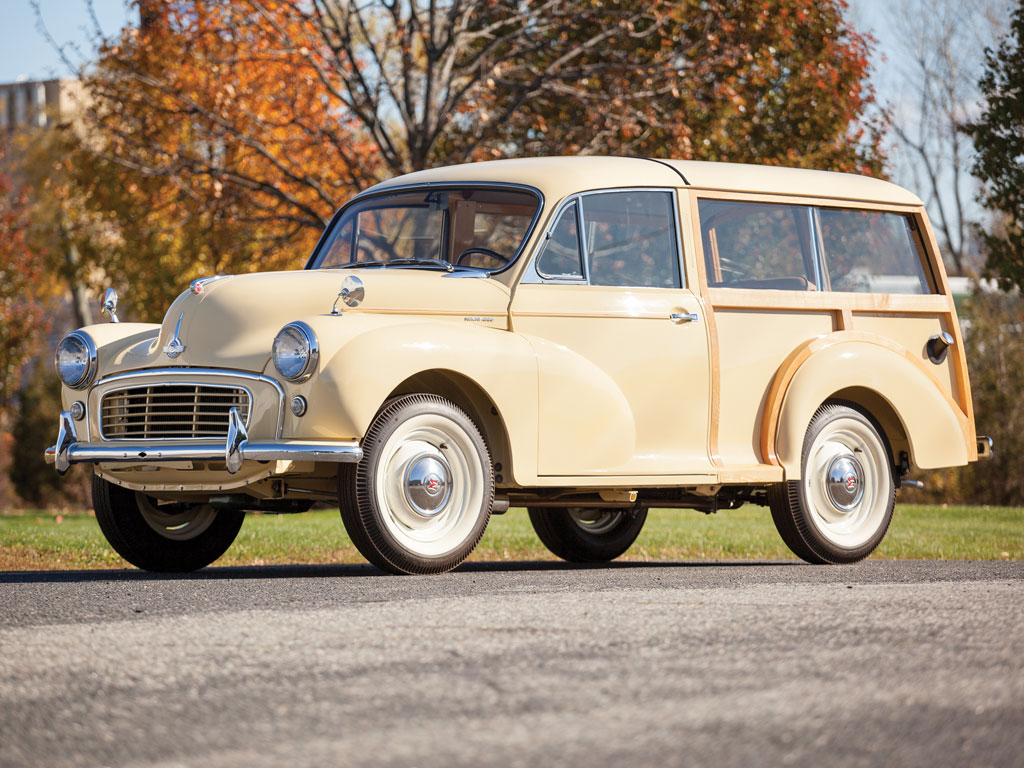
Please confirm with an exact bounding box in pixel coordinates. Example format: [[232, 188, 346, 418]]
[[101, 384, 250, 440]]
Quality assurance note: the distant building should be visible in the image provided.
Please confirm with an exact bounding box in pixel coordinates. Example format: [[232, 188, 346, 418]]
[[0, 78, 83, 133]]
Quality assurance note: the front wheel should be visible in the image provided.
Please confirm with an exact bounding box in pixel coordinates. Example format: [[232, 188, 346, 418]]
[[92, 476, 244, 572], [768, 402, 896, 564], [528, 507, 647, 563], [339, 394, 494, 575]]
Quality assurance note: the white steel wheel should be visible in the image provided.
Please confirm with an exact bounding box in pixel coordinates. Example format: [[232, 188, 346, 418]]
[[769, 402, 896, 564], [136, 494, 218, 541], [340, 394, 494, 575], [528, 506, 647, 563]]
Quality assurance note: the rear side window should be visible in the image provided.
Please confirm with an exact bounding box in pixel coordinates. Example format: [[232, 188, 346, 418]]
[[699, 200, 818, 291], [582, 191, 680, 288], [818, 209, 930, 294], [699, 199, 934, 294]]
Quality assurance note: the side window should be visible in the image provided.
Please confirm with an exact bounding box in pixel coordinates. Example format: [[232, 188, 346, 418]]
[[818, 209, 932, 294], [582, 191, 680, 288], [536, 201, 584, 279], [699, 200, 818, 291]]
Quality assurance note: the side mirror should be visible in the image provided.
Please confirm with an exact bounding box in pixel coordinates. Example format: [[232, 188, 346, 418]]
[[101, 288, 119, 323], [331, 276, 365, 314]]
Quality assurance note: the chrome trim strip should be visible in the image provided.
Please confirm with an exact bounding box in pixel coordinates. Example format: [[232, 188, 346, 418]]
[[99, 381, 254, 441], [305, 182, 545, 277], [94, 368, 287, 439]]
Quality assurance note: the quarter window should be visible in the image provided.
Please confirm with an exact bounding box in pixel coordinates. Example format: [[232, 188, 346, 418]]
[[818, 209, 931, 294], [582, 191, 680, 288], [536, 201, 584, 279]]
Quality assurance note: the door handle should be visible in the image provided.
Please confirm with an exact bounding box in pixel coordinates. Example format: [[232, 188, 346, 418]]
[[670, 312, 699, 324]]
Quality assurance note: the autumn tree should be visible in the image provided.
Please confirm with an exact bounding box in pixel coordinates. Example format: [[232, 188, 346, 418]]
[[484, 0, 885, 174], [0, 156, 44, 413], [65, 0, 884, 316], [63, 0, 381, 321], [964, 0, 1024, 293]]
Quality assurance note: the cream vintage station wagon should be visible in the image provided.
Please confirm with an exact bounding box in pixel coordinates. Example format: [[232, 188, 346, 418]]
[[46, 157, 992, 574]]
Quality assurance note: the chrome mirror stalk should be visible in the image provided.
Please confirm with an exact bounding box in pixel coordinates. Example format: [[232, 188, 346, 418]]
[[331, 276, 365, 315], [101, 288, 119, 323]]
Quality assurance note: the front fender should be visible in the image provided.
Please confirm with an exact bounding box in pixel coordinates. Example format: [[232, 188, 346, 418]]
[[768, 334, 970, 478], [292, 315, 540, 482]]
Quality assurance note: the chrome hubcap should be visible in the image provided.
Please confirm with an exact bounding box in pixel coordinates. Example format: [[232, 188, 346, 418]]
[[403, 453, 452, 517], [825, 454, 864, 510]]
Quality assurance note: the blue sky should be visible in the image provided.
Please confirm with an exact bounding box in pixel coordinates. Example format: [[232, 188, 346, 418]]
[[0, 0, 131, 83]]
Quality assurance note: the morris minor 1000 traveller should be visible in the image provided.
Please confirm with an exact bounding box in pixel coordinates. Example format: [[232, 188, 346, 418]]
[[46, 157, 992, 573]]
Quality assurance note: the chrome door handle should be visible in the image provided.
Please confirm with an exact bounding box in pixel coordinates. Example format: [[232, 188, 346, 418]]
[[670, 312, 699, 324]]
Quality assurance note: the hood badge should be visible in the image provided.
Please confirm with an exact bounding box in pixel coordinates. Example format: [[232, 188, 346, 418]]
[[163, 313, 186, 359]]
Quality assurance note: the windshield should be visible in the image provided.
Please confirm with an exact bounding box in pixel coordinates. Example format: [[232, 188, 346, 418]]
[[310, 187, 541, 272]]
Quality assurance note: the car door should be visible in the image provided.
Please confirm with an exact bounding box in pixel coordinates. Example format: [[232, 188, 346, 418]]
[[510, 188, 713, 478]]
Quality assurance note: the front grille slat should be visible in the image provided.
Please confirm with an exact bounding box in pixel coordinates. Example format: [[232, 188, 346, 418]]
[[101, 383, 251, 440]]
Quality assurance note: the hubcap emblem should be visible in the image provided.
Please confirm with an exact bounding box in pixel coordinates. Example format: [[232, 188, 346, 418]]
[[403, 455, 452, 517], [825, 454, 865, 511]]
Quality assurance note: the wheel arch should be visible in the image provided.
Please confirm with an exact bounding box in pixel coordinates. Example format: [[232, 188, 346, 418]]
[[387, 369, 513, 485], [764, 333, 971, 479]]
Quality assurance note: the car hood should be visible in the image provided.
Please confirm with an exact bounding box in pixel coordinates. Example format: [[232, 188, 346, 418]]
[[130, 269, 512, 374]]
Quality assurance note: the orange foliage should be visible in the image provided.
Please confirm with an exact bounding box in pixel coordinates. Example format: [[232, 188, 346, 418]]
[[0, 159, 44, 410]]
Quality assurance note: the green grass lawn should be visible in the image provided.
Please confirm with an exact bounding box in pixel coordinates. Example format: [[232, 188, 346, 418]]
[[0, 504, 1020, 571]]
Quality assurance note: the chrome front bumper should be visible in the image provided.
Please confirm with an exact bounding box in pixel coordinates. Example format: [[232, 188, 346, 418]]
[[45, 407, 362, 475]]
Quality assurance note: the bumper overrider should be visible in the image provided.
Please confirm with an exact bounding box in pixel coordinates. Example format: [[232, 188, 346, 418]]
[[45, 407, 362, 475]]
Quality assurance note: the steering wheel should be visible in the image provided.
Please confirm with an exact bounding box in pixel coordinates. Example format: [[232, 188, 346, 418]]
[[454, 247, 511, 268]]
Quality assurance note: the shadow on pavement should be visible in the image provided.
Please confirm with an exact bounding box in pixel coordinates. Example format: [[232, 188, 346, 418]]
[[0, 558, 801, 584]]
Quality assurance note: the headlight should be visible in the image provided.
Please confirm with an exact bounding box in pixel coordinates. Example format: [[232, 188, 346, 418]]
[[272, 322, 319, 382], [54, 331, 97, 390]]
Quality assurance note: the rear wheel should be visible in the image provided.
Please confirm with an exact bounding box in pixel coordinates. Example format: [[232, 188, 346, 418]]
[[528, 507, 647, 563], [92, 475, 244, 572], [769, 402, 895, 564], [339, 394, 494, 575]]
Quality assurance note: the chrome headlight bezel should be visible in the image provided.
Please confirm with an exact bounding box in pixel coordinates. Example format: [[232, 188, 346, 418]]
[[54, 331, 98, 390], [272, 321, 319, 383]]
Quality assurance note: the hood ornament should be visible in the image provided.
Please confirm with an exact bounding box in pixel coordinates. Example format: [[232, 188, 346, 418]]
[[331, 276, 365, 315], [100, 288, 119, 323], [163, 313, 186, 359], [190, 275, 232, 295]]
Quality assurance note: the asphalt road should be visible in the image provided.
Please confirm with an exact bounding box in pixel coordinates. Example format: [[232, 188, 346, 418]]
[[1, 560, 1021, 768]]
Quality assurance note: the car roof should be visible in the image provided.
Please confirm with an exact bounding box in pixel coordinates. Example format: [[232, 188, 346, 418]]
[[364, 156, 923, 207]]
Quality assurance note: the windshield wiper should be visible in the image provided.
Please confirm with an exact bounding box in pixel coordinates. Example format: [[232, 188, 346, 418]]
[[386, 257, 455, 272], [324, 260, 388, 269], [327, 257, 463, 272]]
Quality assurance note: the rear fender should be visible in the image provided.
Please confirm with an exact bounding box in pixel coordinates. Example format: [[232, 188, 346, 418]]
[[767, 334, 970, 478]]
